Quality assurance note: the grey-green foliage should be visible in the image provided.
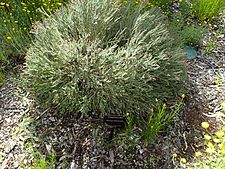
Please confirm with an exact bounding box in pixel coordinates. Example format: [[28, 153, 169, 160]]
[[22, 0, 186, 116]]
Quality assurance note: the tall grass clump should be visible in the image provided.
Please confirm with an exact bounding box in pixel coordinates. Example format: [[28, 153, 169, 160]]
[[22, 0, 186, 116], [191, 0, 225, 21], [0, 0, 68, 67]]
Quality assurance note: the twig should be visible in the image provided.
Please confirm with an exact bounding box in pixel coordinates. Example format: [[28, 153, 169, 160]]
[[34, 108, 50, 121]]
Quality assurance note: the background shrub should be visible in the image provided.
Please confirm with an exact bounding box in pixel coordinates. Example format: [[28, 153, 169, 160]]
[[169, 18, 207, 47], [180, 24, 207, 46], [122, 0, 173, 12], [147, 0, 173, 11], [0, 0, 68, 84], [22, 0, 186, 116]]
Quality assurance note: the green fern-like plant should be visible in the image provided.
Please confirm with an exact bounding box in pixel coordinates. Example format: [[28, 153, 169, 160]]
[[22, 0, 186, 116]]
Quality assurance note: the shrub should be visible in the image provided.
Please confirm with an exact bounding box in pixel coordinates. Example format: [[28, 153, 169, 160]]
[[181, 24, 207, 46], [169, 15, 207, 47], [122, 0, 173, 11], [148, 0, 173, 11], [31, 152, 56, 169], [190, 0, 225, 21], [22, 0, 186, 116]]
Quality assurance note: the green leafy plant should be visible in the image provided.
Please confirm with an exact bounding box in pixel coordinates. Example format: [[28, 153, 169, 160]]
[[179, 0, 194, 17], [31, 152, 56, 169], [147, 0, 173, 11], [12, 116, 57, 169], [122, 0, 173, 12], [22, 0, 186, 116], [190, 0, 225, 21], [169, 15, 207, 47], [141, 96, 184, 144], [180, 24, 207, 46], [125, 113, 134, 135], [214, 76, 224, 86], [204, 33, 218, 55]]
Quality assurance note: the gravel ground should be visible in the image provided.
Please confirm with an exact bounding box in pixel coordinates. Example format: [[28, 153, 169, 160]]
[[0, 77, 33, 169]]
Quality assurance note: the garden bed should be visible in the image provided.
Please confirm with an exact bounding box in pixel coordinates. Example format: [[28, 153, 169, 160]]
[[0, 1, 225, 169], [0, 24, 224, 168]]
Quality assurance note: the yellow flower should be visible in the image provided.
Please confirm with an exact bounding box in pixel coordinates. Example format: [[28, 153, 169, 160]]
[[62, 148, 66, 155], [204, 134, 211, 140], [182, 94, 185, 99], [219, 143, 225, 149], [201, 122, 209, 129], [6, 36, 12, 40], [180, 158, 186, 164], [207, 142, 214, 149], [206, 148, 215, 154], [222, 126, 225, 133], [0, 2, 5, 5], [213, 138, 220, 143], [221, 102, 225, 110], [195, 151, 203, 157], [172, 153, 178, 158], [215, 130, 224, 138], [221, 149, 225, 155]]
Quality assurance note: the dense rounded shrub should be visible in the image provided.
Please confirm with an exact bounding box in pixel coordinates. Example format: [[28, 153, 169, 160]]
[[23, 0, 186, 116]]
